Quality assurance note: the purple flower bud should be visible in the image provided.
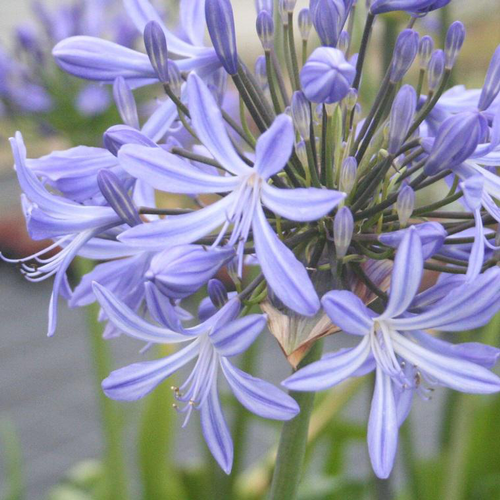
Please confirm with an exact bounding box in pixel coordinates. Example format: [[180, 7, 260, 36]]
[[256, 10, 275, 50], [478, 45, 500, 111], [388, 84, 417, 155], [208, 279, 229, 309], [291, 91, 311, 138], [206, 0, 239, 75], [146, 246, 235, 299], [424, 111, 487, 175], [370, 0, 448, 15], [427, 49, 445, 91], [97, 169, 142, 227], [167, 61, 183, 98], [396, 184, 415, 226], [255, 0, 273, 13], [143, 21, 169, 84], [113, 77, 139, 130], [340, 156, 357, 194], [338, 31, 350, 54], [301, 47, 356, 104], [334, 206, 354, 258], [298, 8, 312, 40], [418, 35, 434, 69], [296, 140, 308, 164], [444, 21, 465, 70], [390, 29, 419, 83], [311, 0, 345, 47], [255, 56, 268, 90], [103, 125, 157, 156]]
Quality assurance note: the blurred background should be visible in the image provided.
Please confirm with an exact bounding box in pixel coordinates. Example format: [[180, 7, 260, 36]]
[[0, 1, 499, 499]]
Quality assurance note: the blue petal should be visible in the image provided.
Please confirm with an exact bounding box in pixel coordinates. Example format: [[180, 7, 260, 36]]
[[321, 291, 374, 336], [368, 368, 398, 479], [180, 0, 207, 46], [141, 96, 179, 142], [102, 340, 200, 401], [254, 114, 294, 179], [187, 74, 251, 176], [220, 358, 299, 420], [282, 336, 372, 391], [210, 314, 267, 357], [261, 184, 345, 222], [144, 282, 184, 331], [118, 144, 240, 193], [200, 382, 234, 474], [379, 227, 423, 320], [393, 332, 500, 394], [252, 203, 320, 316], [92, 282, 193, 343]]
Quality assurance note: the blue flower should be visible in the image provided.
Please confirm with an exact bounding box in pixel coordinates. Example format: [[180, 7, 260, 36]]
[[283, 228, 500, 478], [93, 282, 299, 474]]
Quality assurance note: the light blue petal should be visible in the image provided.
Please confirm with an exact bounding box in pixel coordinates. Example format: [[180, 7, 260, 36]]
[[321, 291, 374, 336], [252, 203, 320, 316], [200, 382, 234, 474], [92, 282, 193, 343], [465, 210, 485, 282], [102, 340, 200, 401], [367, 368, 398, 479], [144, 282, 184, 331], [393, 332, 500, 394], [210, 314, 267, 357], [254, 115, 294, 179], [187, 74, 251, 176], [180, 0, 206, 46], [220, 358, 299, 420], [261, 184, 345, 222], [282, 336, 372, 391], [141, 96, 179, 142], [379, 227, 423, 320], [118, 192, 237, 250], [118, 144, 240, 194]]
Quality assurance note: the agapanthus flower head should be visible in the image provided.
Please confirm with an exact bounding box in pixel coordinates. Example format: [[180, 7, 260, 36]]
[[390, 29, 419, 83], [300, 47, 356, 103]]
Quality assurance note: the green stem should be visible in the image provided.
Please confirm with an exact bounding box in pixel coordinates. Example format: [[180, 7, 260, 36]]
[[352, 13, 376, 91], [75, 258, 130, 500], [267, 341, 324, 500], [266, 50, 284, 114]]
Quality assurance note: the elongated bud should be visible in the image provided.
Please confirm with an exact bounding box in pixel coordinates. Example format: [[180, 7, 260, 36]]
[[282, 0, 297, 11], [338, 31, 350, 54], [340, 156, 357, 194], [97, 169, 142, 227], [396, 184, 415, 227], [311, 0, 345, 48], [444, 21, 465, 70], [296, 140, 307, 164], [113, 77, 139, 129], [298, 8, 312, 40], [255, 0, 273, 13], [167, 61, 183, 97], [390, 29, 419, 83], [345, 88, 358, 110], [255, 55, 268, 89], [427, 49, 445, 92], [256, 10, 274, 50], [388, 85, 417, 155], [418, 35, 434, 69], [146, 246, 235, 299], [143, 21, 169, 83], [208, 279, 229, 309], [478, 45, 500, 111], [278, 0, 288, 25], [206, 0, 238, 75], [424, 111, 487, 175], [334, 207, 354, 258], [291, 91, 311, 138]]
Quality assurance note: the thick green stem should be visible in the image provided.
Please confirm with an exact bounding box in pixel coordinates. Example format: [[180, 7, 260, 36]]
[[267, 341, 324, 500]]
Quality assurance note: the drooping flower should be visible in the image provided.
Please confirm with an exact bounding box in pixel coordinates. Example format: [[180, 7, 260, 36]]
[[93, 282, 299, 473], [283, 228, 500, 478]]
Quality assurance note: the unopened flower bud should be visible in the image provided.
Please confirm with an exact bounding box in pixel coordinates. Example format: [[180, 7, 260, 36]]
[[256, 10, 274, 50], [97, 169, 142, 227], [340, 156, 357, 194], [338, 31, 350, 54], [291, 91, 311, 139], [255, 0, 273, 13], [444, 21, 465, 70], [298, 8, 312, 40], [301, 47, 356, 103], [113, 76, 139, 129], [311, 0, 345, 48], [147, 246, 235, 299], [206, 0, 238, 75], [478, 45, 500, 111], [396, 184, 415, 227], [427, 49, 445, 92], [418, 35, 434, 69], [255, 56, 268, 90], [390, 29, 419, 83], [388, 84, 417, 155], [207, 279, 229, 309], [296, 140, 307, 164], [334, 207, 354, 258], [282, 0, 297, 12], [278, 0, 288, 24], [143, 21, 169, 83], [345, 88, 358, 110], [167, 61, 183, 97]]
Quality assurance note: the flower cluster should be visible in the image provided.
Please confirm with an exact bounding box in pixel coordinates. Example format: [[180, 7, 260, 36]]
[[5, 0, 500, 479]]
